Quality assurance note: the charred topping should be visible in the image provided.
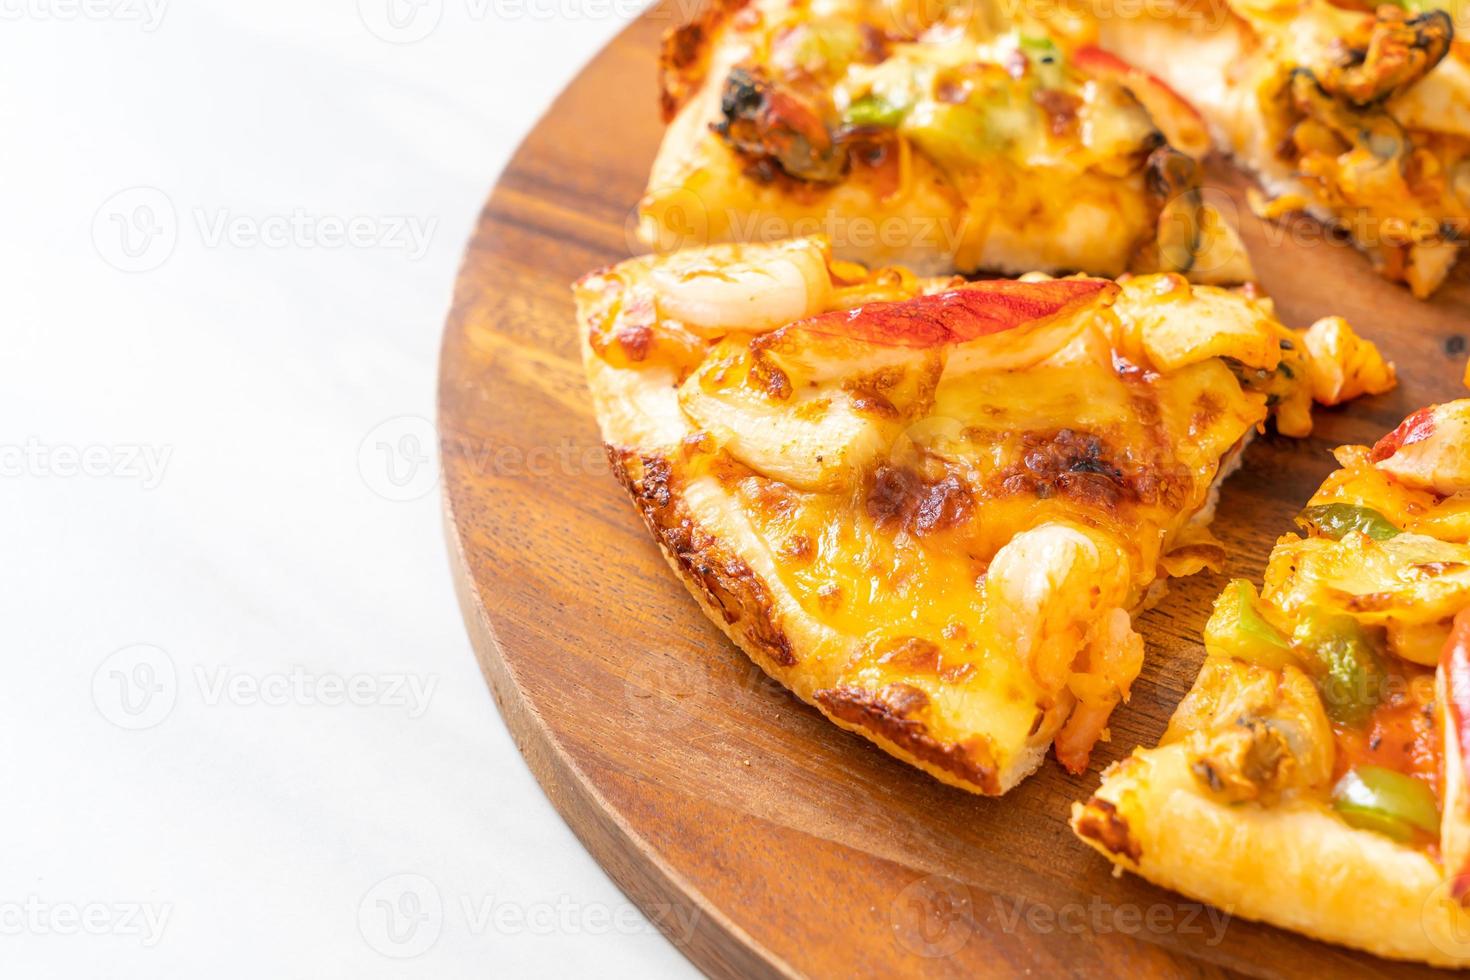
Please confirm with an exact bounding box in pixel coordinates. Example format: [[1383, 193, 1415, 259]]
[[658, 0, 753, 122], [1319, 8, 1453, 108], [1145, 144, 1204, 274], [866, 465, 974, 537], [990, 428, 1173, 512], [714, 65, 848, 183]]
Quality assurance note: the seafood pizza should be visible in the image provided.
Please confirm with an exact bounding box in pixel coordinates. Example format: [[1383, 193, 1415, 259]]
[[1074, 400, 1470, 966], [642, 0, 1250, 280], [1078, 0, 1469, 296], [576, 236, 1392, 793]]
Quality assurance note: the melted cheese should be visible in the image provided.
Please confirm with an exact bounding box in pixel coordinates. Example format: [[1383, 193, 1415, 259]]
[[579, 238, 1391, 785]]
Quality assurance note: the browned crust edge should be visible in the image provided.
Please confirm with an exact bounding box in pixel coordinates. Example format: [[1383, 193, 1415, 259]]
[[814, 683, 1002, 794], [658, 0, 751, 122], [604, 443, 1004, 794], [1073, 797, 1143, 863], [608, 444, 796, 668]]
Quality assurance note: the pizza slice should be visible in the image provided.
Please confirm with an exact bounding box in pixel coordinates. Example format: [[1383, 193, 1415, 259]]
[[576, 235, 1392, 794], [1074, 400, 1470, 966], [643, 0, 1251, 281], [1075, 0, 1469, 297]]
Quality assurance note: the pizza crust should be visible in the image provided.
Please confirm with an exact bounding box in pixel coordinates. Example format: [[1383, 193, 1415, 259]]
[[1073, 743, 1470, 966], [598, 404, 1058, 794]]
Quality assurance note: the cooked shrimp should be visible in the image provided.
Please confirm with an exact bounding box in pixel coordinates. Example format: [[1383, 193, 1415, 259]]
[[649, 238, 834, 336], [1054, 608, 1146, 775], [983, 522, 1132, 664]]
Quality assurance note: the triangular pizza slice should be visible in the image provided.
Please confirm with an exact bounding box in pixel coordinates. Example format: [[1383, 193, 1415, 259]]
[[1074, 400, 1470, 965], [577, 236, 1393, 794]]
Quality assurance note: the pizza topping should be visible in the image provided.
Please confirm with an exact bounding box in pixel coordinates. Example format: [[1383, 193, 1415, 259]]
[[649, 239, 834, 336], [716, 65, 848, 183], [1292, 607, 1388, 726], [581, 239, 1394, 790], [865, 465, 974, 537], [1446, 609, 1470, 778], [1316, 8, 1453, 107], [769, 19, 876, 79], [1299, 315, 1399, 406], [1372, 402, 1470, 494], [1372, 406, 1438, 461], [1054, 606, 1145, 775], [1172, 659, 1336, 802], [1331, 764, 1441, 842], [841, 92, 905, 127], [793, 278, 1113, 347], [1332, 662, 1438, 779], [1203, 579, 1299, 671], [1091, 0, 1468, 295], [1072, 45, 1211, 159], [1296, 502, 1403, 541]]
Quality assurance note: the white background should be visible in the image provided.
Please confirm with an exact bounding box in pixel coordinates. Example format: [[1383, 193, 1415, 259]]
[[2, 1, 697, 976]]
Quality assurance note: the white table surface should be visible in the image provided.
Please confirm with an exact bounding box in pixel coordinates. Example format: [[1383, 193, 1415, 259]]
[[5, 3, 697, 976]]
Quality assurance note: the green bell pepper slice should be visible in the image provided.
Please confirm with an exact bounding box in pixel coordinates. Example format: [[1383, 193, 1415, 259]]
[[1292, 608, 1386, 727], [842, 94, 906, 129], [1297, 503, 1402, 541], [1332, 765, 1440, 842], [1203, 580, 1298, 670]]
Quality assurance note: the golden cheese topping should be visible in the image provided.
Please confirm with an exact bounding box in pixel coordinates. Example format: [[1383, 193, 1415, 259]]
[[646, 0, 1251, 280], [577, 237, 1392, 785]]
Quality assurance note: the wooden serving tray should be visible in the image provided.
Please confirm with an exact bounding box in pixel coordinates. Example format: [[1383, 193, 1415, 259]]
[[439, 8, 1470, 976]]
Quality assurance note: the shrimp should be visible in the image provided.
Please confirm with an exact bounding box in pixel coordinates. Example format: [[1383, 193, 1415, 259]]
[[981, 523, 1141, 773], [649, 238, 833, 337]]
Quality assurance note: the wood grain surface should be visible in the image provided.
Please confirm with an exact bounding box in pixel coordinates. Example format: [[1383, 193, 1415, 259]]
[[438, 8, 1470, 976]]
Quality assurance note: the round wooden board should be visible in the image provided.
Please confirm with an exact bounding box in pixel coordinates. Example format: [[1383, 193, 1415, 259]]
[[439, 9, 1470, 976]]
